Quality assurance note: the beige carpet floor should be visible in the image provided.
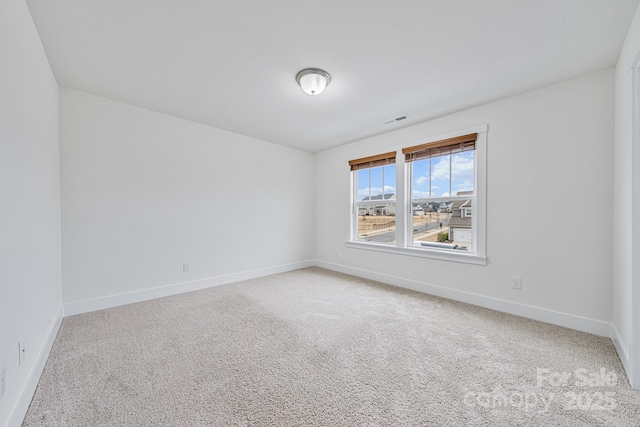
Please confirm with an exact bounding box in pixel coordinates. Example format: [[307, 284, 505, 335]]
[[23, 267, 640, 426]]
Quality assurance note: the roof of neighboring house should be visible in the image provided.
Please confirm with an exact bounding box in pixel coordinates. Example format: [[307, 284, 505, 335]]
[[361, 194, 396, 201], [451, 199, 472, 210], [456, 191, 474, 196], [448, 216, 472, 228]]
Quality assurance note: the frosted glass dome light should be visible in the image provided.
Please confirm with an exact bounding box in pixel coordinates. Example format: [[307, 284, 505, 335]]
[[296, 68, 331, 96]]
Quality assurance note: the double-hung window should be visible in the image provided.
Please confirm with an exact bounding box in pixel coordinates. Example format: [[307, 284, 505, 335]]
[[348, 125, 487, 265], [404, 133, 476, 252], [349, 151, 397, 244]]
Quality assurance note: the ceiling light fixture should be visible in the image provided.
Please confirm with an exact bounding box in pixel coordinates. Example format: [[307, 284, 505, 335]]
[[296, 68, 331, 96]]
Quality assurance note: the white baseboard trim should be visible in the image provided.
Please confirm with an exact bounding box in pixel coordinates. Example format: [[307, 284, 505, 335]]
[[64, 260, 315, 316], [315, 260, 611, 338], [8, 305, 64, 427], [610, 324, 631, 381]]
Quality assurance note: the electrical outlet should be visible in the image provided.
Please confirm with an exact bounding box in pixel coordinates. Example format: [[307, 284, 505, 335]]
[[18, 340, 25, 365], [512, 277, 522, 290], [1, 365, 6, 399], [183, 262, 191, 273]]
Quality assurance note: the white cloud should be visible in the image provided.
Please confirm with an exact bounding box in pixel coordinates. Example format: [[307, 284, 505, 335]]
[[431, 154, 473, 181], [431, 158, 450, 180], [416, 176, 428, 185], [453, 179, 473, 193], [451, 154, 474, 178]]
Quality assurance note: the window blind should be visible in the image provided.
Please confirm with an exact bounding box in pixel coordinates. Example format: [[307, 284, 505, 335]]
[[402, 133, 477, 162], [349, 151, 396, 171]]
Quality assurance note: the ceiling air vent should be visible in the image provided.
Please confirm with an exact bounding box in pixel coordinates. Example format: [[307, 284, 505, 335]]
[[383, 114, 411, 125]]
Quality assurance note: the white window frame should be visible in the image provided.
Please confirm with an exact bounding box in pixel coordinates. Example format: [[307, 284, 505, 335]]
[[347, 124, 487, 265]]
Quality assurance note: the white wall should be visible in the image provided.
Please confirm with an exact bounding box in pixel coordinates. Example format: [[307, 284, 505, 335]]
[[60, 88, 315, 310], [0, 1, 62, 426], [613, 2, 640, 382], [316, 69, 614, 331]]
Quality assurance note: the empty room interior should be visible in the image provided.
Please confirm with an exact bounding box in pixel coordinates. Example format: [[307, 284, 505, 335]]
[[3, 0, 640, 425]]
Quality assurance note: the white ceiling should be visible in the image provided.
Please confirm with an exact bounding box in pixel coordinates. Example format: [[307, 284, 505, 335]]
[[26, 0, 639, 153]]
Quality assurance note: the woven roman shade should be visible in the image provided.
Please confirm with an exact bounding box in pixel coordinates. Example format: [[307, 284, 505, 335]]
[[349, 151, 396, 171], [402, 133, 477, 162]]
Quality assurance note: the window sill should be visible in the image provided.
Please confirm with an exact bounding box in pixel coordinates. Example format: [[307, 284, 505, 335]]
[[345, 241, 487, 265]]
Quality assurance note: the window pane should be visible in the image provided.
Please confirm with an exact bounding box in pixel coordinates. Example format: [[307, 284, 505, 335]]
[[411, 199, 453, 249], [412, 158, 431, 199], [451, 151, 474, 195], [411, 152, 475, 252], [446, 198, 473, 251], [357, 169, 371, 200], [369, 167, 383, 196], [355, 164, 396, 244], [411, 198, 473, 252], [383, 164, 395, 195], [430, 154, 450, 197]]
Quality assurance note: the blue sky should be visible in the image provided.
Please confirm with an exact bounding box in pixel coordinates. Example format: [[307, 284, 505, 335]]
[[357, 152, 474, 200], [357, 165, 395, 200], [412, 151, 474, 198]]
